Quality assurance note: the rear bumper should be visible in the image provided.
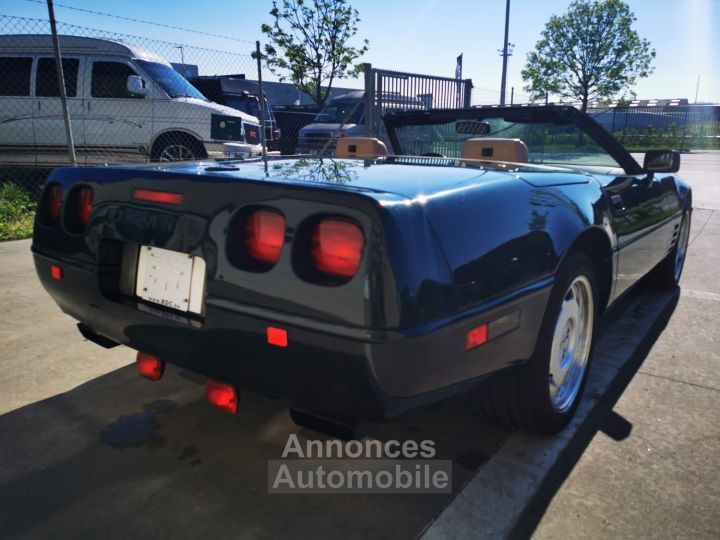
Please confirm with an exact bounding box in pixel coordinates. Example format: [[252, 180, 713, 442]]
[[33, 249, 551, 421]]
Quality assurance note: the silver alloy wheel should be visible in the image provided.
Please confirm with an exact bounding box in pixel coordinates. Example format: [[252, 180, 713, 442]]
[[159, 144, 195, 162], [674, 213, 691, 281], [548, 275, 594, 413]]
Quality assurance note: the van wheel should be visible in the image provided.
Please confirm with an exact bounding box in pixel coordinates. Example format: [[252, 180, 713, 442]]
[[151, 134, 206, 162], [477, 252, 597, 434]]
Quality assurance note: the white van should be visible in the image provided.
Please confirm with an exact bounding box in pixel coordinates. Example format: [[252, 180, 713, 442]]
[[0, 35, 263, 165]]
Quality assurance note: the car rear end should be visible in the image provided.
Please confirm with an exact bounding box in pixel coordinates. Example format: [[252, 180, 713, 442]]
[[31, 161, 546, 424]]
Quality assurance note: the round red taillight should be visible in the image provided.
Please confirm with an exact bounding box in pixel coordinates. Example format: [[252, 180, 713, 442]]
[[311, 218, 364, 280], [76, 187, 93, 227], [45, 184, 63, 223], [245, 209, 286, 266]]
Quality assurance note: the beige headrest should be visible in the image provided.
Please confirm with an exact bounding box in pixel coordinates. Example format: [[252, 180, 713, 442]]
[[461, 138, 529, 163], [335, 137, 387, 158]]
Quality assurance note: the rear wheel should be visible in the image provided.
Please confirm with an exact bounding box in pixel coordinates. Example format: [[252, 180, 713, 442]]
[[477, 252, 597, 434], [648, 207, 691, 289]]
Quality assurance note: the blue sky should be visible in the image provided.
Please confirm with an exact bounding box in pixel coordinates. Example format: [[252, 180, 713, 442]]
[[3, 0, 719, 103]]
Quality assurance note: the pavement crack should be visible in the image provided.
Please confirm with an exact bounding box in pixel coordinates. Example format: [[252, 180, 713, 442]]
[[688, 208, 715, 247], [637, 369, 720, 393]]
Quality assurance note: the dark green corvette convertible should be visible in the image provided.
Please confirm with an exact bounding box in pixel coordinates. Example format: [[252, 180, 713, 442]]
[[32, 106, 691, 436]]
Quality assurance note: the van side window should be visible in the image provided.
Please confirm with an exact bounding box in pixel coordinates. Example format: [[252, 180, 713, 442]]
[[0, 57, 33, 96], [36, 58, 79, 97], [92, 62, 141, 99]]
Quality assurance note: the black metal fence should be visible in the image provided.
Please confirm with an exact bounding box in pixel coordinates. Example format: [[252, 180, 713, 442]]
[[589, 105, 720, 150], [364, 65, 473, 144]]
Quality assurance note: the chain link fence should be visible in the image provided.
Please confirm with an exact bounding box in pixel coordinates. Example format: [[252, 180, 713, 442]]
[[2, 13, 720, 238], [0, 14, 262, 195]]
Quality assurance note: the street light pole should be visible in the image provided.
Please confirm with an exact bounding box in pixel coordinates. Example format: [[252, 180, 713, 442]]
[[499, 0, 511, 105]]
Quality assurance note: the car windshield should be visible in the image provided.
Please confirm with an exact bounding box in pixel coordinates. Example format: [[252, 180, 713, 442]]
[[314, 101, 364, 124], [135, 60, 207, 100], [391, 110, 623, 171]]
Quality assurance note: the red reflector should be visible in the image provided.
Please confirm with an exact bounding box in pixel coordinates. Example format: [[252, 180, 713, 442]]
[[311, 218, 364, 279], [76, 187, 93, 226], [136, 352, 165, 381], [51, 265, 63, 280], [267, 326, 288, 347], [132, 188, 184, 205], [206, 380, 238, 413], [466, 324, 488, 351], [245, 209, 285, 265], [46, 184, 63, 222]]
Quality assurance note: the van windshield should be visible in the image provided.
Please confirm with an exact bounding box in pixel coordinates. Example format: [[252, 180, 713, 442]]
[[314, 101, 364, 124], [135, 60, 207, 101], [225, 95, 273, 122]]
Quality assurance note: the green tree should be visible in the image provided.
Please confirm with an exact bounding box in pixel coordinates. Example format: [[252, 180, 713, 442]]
[[521, 0, 655, 111], [260, 0, 369, 107]]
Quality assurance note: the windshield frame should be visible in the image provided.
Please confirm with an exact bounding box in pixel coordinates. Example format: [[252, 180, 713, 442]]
[[383, 106, 643, 175]]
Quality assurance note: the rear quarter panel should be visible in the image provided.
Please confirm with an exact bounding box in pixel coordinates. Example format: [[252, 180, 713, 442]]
[[390, 172, 613, 327]]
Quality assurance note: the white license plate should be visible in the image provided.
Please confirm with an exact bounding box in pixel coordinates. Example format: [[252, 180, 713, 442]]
[[135, 246, 206, 313]]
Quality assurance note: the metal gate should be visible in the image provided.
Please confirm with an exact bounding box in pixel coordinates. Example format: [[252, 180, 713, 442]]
[[363, 63, 473, 140]]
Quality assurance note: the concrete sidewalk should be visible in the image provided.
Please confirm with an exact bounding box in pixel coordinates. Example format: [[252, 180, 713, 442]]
[[527, 207, 720, 539]]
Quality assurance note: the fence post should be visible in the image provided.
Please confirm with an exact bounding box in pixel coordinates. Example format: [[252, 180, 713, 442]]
[[363, 63, 374, 137], [464, 79, 473, 108], [46, 0, 76, 166], [255, 41, 267, 160]]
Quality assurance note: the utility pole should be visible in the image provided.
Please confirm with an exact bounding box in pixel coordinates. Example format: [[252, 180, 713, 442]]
[[176, 45, 185, 64], [694, 74, 701, 104], [255, 41, 267, 160], [499, 0, 511, 105], [46, 0, 76, 166]]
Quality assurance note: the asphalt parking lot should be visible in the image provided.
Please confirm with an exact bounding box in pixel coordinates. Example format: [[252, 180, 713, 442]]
[[1, 152, 718, 539]]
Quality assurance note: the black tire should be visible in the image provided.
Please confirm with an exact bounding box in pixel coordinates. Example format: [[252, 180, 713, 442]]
[[150, 134, 206, 162], [647, 206, 692, 289], [477, 251, 598, 434]]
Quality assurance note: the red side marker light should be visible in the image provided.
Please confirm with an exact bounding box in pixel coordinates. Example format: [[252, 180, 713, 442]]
[[466, 324, 488, 351], [51, 265, 63, 280], [206, 380, 238, 414], [136, 352, 165, 381], [132, 188, 184, 205], [267, 327, 288, 347]]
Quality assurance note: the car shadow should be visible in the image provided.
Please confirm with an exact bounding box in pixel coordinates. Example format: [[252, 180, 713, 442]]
[[0, 352, 508, 539], [507, 283, 681, 539]]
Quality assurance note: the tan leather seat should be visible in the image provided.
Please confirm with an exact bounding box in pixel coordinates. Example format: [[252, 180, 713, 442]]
[[335, 137, 387, 158], [461, 138, 528, 163]]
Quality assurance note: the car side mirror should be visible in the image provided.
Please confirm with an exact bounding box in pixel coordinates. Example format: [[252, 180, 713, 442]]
[[127, 75, 149, 97], [643, 150, 680, 173]]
